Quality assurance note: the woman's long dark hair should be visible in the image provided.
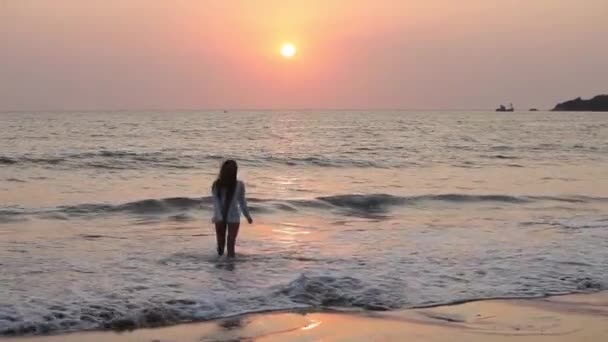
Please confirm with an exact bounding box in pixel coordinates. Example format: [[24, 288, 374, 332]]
[[213, 160, 238, 222]]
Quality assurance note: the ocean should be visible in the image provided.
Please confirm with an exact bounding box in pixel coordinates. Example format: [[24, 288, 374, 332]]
[[1, 110, 607, 336]]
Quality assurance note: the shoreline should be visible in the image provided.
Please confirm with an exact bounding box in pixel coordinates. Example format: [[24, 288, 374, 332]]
[[3, 291, 607, 342]]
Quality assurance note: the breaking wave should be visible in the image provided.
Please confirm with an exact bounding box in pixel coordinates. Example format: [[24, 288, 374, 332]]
[[0, 272, 603, 336]]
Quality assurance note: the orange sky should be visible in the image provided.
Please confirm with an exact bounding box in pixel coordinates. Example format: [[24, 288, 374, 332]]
[[1, 0, 607, 110]]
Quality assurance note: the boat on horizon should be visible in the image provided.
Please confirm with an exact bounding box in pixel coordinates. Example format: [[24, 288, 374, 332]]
[[496, 103, 514, 112]]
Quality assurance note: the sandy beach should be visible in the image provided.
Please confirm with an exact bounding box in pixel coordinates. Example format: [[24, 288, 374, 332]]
[[3, 291, 606, 342]]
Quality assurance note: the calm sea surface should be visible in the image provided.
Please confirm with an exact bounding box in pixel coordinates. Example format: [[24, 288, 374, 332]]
[[1, 111, 607, 335]]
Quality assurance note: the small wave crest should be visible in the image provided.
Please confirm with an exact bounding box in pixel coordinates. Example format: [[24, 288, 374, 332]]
[[0, 151, 393, 170], [0, 198, 212, 223], [0, 151, 189, 170], [0, 156, 17, 165], [258, 155, 389, 168], [50, 197, 210, 217], [524, 216, 608, 230], [0, 156, 64, 166], [2, 193, 608, 223], [114, 197, 204, 214], [315, 193, 608, 213]]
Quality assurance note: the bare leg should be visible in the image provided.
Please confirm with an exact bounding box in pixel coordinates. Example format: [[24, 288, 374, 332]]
[[215, 222, 227, 256], [227, 223, 240, 258]]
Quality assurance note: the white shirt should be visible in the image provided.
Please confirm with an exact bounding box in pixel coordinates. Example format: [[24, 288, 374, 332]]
[[211, 180, 251, 224]]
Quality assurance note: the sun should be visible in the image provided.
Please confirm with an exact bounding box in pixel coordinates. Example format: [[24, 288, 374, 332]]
[[280, 43, 297, 58]]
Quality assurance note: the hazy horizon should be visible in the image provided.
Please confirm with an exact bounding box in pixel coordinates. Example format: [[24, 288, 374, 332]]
[[1, 0, 607, 111]]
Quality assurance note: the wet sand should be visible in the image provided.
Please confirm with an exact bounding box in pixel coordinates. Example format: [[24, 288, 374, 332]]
[[3, 292, 607, 342]]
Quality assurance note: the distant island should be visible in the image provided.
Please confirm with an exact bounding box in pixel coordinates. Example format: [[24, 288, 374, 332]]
[[552, 94, 608, 111]]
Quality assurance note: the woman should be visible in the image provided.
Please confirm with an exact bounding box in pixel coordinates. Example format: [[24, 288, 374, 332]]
[[211, 160, 253, 258]]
